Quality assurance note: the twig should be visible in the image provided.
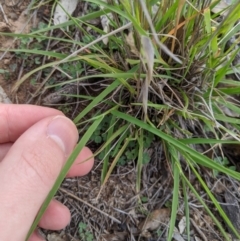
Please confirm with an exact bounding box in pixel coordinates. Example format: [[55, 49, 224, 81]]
[[54, 22, 132, 66], [0, 3, 9, 24], [26, 68, 56, 104], [190, 218, 208, 241], [59, 187, 121, 224]]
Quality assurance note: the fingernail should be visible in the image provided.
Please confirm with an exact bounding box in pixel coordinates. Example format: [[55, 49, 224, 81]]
[[47, 116, 77, 155]]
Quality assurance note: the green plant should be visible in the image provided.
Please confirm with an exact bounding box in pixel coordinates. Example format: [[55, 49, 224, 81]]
[[213, 156, 236, 177], [6, 1, 239, 240], [0, 69, 9, 74], [92, 115, 154, 165], [58, 105, 72, 114], [78, 222, 94, 241], [61, 61, 84, 78]]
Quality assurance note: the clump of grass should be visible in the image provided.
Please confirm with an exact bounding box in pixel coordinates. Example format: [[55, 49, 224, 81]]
[[2, 0, 239, 240]]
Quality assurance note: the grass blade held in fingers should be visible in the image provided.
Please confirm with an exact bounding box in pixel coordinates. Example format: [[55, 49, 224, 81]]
[[25, 116, 104, 240]]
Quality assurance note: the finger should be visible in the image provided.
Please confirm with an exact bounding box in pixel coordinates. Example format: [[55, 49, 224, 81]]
[[0, 104, 63, 143], [0, 144, 94, 176], [38, 199, 70, 230], [0, 143, 12, 161], [0, 115, 78, 240], [67, 146, 94, 177]]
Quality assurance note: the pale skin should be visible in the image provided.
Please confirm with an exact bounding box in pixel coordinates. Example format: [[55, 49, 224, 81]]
[[0, 104, 94, 241]]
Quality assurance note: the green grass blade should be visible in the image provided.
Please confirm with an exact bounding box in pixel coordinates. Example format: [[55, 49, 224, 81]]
[[12, 57, 80, 92], [214, 114, 240, 124], [182, 173, 231, 241], [155, 1, 178, 31], [182, 179, 190, 241], [136, 129, 143, 192], [25, 116, 104, 240], [0, 32, 92, 47], [0, 48, 68, 58], [30, 9, 111, 35], [167, 147, 180, 241], [180, 138, 239, 145], [85, 0, 146, 35], [186, 156, 240, 239], [101, 115, 117, 183], [94, 124, 129, 158], [74, 80, 120, 123], [101, 137, 131, 187], [111, 110, 240, 180]]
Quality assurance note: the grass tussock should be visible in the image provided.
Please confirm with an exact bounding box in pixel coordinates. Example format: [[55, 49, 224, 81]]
[[1, 0, 240, 240]]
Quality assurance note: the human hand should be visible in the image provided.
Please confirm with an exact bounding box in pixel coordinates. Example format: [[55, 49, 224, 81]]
[[0, 104, 94, 241]]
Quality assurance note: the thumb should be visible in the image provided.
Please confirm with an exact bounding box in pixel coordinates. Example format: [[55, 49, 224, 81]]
[[0, 115, 78, 241]]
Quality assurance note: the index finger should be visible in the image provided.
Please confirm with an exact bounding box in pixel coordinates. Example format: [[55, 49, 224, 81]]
[[0, 104, 63, 143]]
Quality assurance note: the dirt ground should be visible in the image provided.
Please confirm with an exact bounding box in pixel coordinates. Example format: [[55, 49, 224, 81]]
[[0, 0, 32, 102], [1, 1, 240, 241]]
